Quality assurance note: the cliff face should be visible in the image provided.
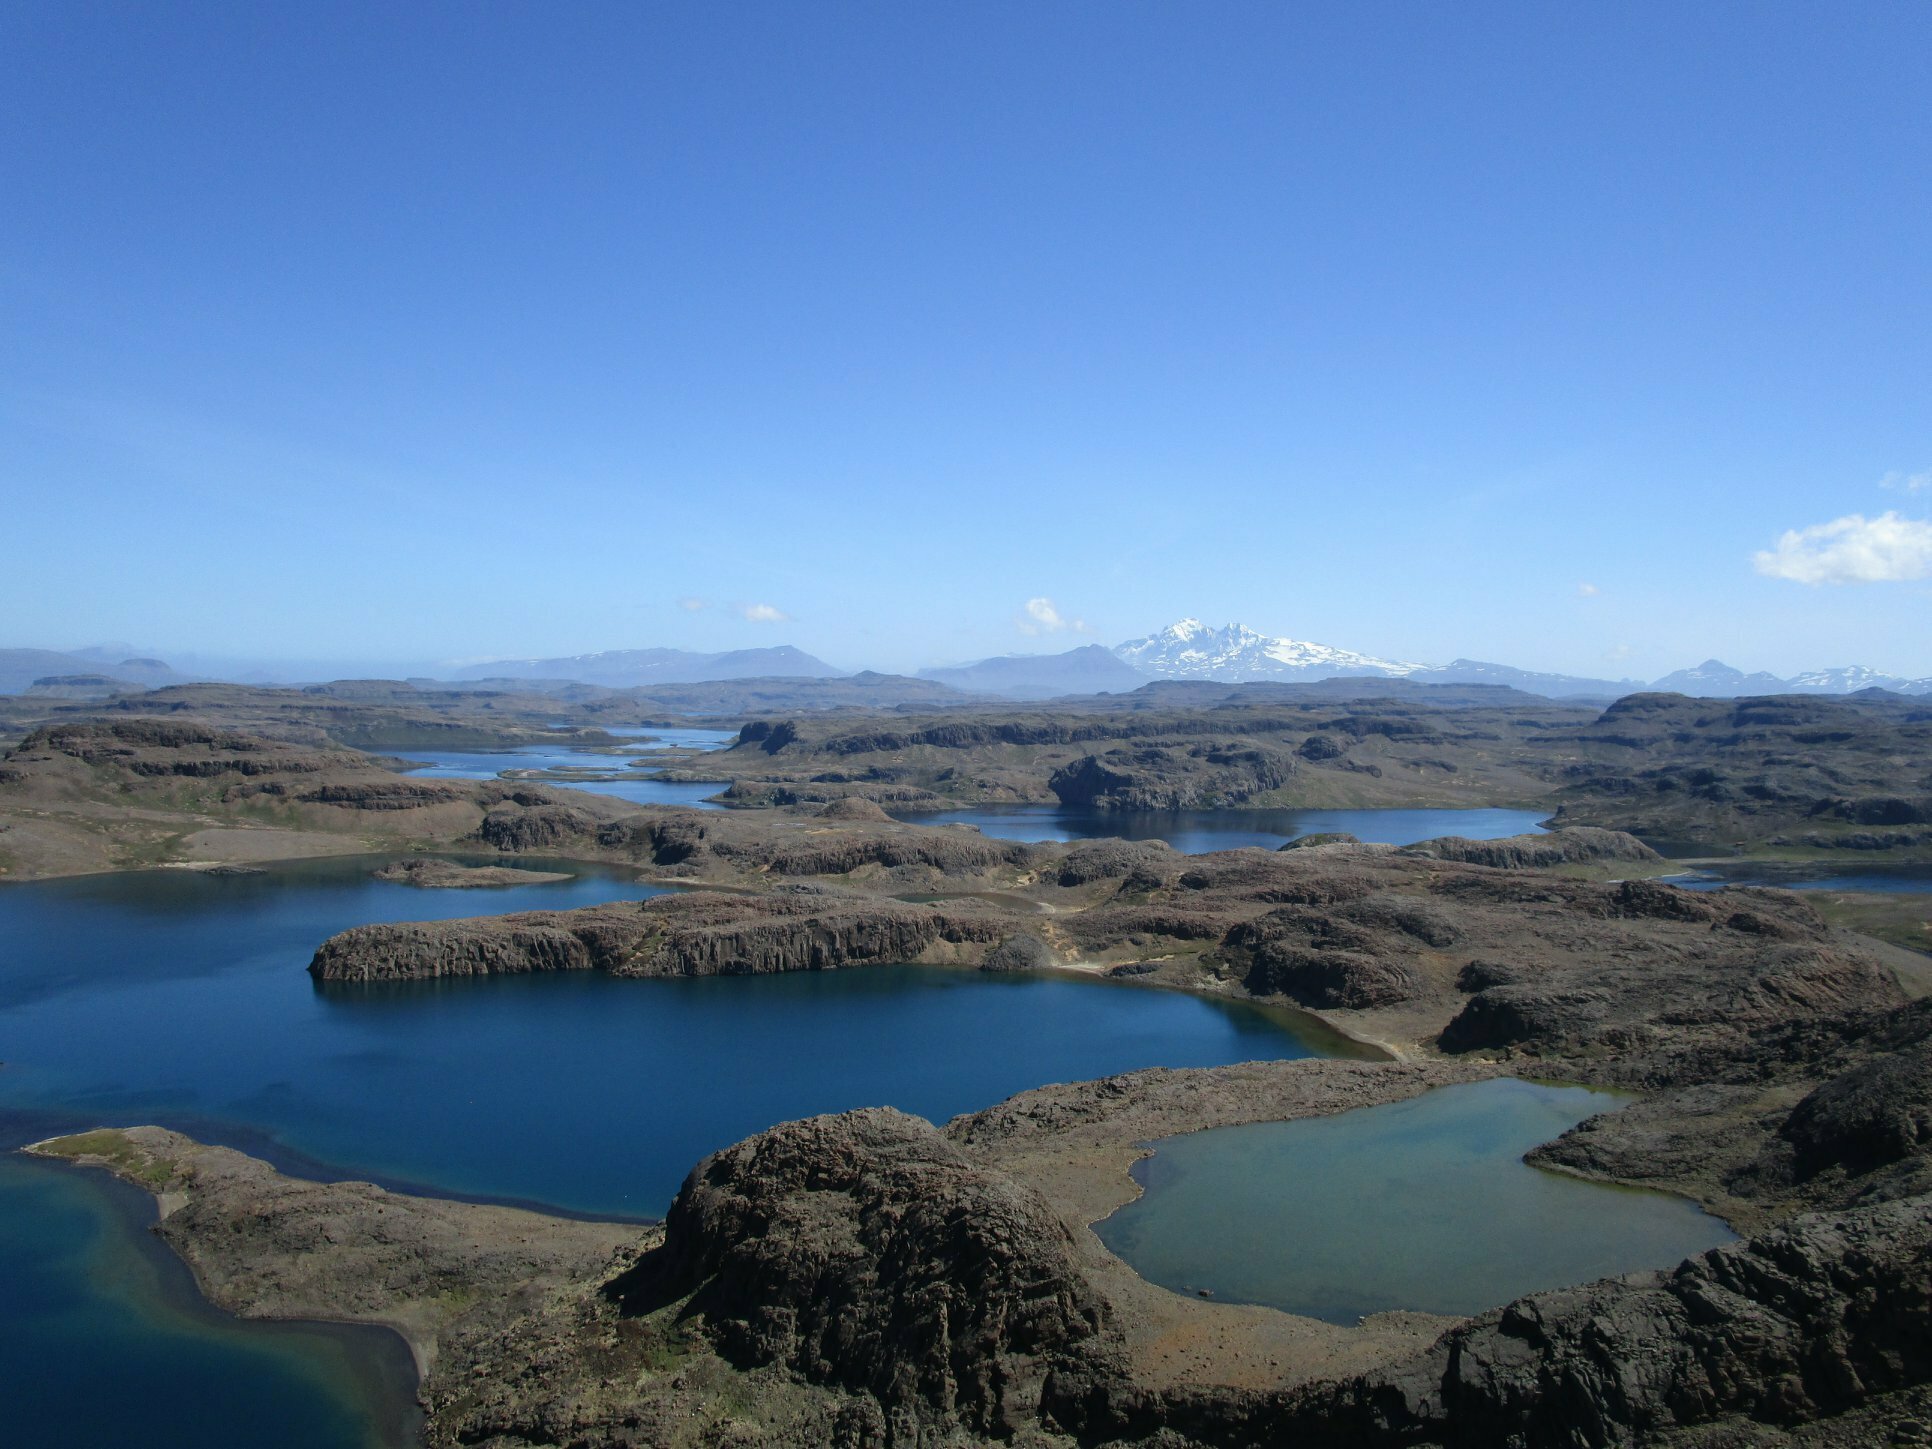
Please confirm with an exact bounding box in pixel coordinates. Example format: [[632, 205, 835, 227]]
[[1049, 744, 1296, 811], [307, 892, 1008, 983]]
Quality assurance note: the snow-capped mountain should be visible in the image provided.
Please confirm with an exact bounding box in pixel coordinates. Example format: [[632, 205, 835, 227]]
[[1787, 666, 1932, 696], [1648, 660, 1932, 697], [1105, 624, 1932, 700], [1114, 619, 1427, 682]]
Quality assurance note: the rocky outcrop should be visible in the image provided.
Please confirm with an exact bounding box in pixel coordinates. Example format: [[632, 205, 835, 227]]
[[371, 859, 574, 888], [308, 892, 1007, 983], [981, 932, 1059, 972], [475, 801, 602, 850], [1782, 1037, 1932, 1179], [605, 1108, 1113, 1438], [1058, 1193, 1932, 1448], [309, 908, 632, 981], [1244, 946, 1425, 1009], [13, 719, 364, 778], [1056, 838, 1180, 888], [1401, 826, 1658, 870], [1049, 745, 1295, 811], [1435, 885, 1901, 1083], [1220, 904, 1427, 1008], [1279, 830, 1361, 850], [816, 795, 894, 822]]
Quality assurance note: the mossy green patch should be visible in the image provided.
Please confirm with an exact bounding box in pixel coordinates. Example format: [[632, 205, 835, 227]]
[[36, 1129, 178, 1188]]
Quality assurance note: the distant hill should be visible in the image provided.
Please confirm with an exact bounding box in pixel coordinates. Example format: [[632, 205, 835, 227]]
[[0, 648, 185, 695], [1409, 658, 1638, 699], [1650, 659, 1792, 697], [1647, 659, 1932, 698], [24, 674, 144, 699], [597, 672, 969, 716], [444, 645, 842, 688], [919, 645, 1146, 699]]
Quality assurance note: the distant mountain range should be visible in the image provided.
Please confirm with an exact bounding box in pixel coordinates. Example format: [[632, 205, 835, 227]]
[[912, 623, 1932, 701], [0, 648, 188, 695], [1648, 659, 1932, 697], [4, 628, 1930, 702], [918, 645, 1145, 700], [445, 645, 842, 688]]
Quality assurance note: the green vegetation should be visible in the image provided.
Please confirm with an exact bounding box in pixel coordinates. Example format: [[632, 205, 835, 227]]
[[1812, 891, 1932, 961], [37, 1129, 179, 1188]]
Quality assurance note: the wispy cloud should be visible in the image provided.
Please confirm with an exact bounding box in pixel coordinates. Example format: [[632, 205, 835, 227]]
[[1604, 643, 1633, 662], [1880, 469, 1931, 495], [1576, 582, 1600, 598], [735, 602, 790, 623], [1753, 511, 1932, 585], [1015, 596, 1092, 636], [677, 596, 708, 612]]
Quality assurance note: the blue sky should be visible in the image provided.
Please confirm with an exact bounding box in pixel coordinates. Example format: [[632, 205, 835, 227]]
[[3, 2, 1928, 680]]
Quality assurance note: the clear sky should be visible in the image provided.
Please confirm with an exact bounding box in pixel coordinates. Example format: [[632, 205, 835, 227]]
[[4, 2, 1929, 680]]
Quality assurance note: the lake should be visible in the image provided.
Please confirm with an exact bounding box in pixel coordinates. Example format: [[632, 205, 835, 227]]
[[1671, 862, 1932, 895], [0, 1153, 420, 1449], [1095, 1077, 1736, 1324], [890, 804, 1550, 853], [0, 853, 1337, 1447], [391, 725, 737, 809]]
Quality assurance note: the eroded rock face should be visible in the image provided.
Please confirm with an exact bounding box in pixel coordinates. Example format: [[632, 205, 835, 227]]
[[1350, 1193, 1932, 1447], [1056, 838, 1179, 888], [1049, 746, 1294, 811], [982, 932, 1059, 972], [1400, 826, 1658, 871], [307, 892, 1006, 982], [606, 1108, 1113, 1438], [1056, 1194, 1932, 1448], [1433, 884, 1901, 1082], [1784, 1038, 1932, 1178], [1221, 904, 1426, 1008]]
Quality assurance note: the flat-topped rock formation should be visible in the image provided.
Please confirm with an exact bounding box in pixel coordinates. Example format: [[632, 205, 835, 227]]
[[371, 858, 576, 888], [0, 718, 637, 879], [310, 890, 1013, 982]]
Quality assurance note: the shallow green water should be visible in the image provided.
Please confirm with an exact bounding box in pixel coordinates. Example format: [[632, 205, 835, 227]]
[[0, 1154, 420, 1448], [1095, 1077, 1738, 1323]]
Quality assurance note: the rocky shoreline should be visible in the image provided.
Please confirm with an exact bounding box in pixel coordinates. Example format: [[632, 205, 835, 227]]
[[34, 1012, 1932, 1448]]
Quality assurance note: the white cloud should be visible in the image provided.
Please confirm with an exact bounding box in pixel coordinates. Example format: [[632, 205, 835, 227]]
[[1753, 511, 1932, 585], [1604, 643, 1634, 662], [677, 596, 708, 612], [1015, 596, 1093, 636], [735, 602, 790, 623], [1577, 582, 1600, 597], [1881, 470, 1931, 495]]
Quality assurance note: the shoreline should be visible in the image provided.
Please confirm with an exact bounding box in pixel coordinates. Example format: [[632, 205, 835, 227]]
[[11, 1146, 429, 1448]]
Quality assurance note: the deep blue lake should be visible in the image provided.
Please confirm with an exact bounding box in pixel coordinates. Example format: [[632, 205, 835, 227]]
[[891, 804, 1550, 853], [0, 855, 1336, 1212], [0, 852, 1338, 1446]]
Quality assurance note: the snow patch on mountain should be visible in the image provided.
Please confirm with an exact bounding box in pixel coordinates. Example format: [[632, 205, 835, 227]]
[[1115, 619, 1428, 682]]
